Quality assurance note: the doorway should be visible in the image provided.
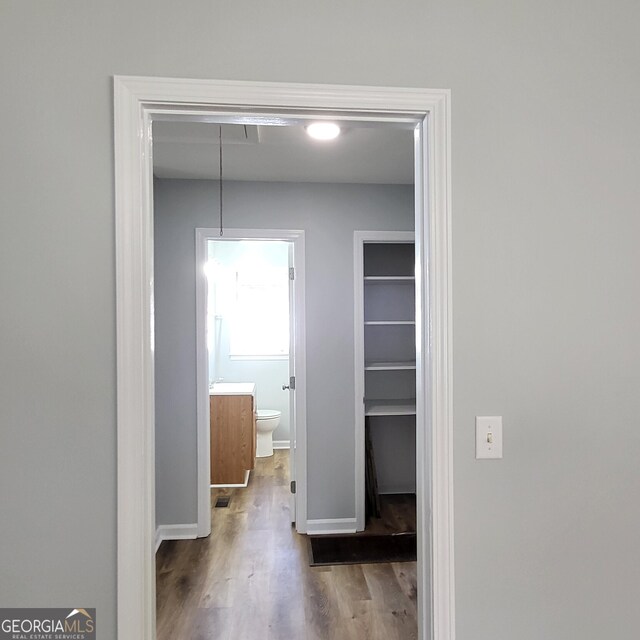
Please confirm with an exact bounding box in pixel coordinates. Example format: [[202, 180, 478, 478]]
[[207, 240, 292, 481], [114, 76, 453, 640], [194, 229, 306, 535]]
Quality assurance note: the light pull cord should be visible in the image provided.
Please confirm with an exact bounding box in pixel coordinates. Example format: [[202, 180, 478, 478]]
[[219, 125, 224, 236]]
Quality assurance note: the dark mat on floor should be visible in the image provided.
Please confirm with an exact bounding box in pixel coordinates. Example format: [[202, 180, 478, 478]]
[[309, 532, 416, 566]]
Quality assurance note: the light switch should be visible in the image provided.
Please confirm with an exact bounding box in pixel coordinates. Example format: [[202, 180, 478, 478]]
[[476, 416, 503, 459]]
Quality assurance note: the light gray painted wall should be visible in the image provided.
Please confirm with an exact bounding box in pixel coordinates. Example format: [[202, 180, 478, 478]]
[[2, 2, 639, 639], [154, 178, 414, 526]]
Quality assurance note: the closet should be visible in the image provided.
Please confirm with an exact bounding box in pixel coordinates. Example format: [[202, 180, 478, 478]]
[[355, 231, 416, 530]]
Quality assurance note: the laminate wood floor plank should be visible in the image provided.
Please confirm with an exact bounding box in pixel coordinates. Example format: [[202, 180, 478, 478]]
[[365, 493, 417, 535], [392, 562, 419, 610], [156, 450, 417, 640], [156, 537, 213, 640], [329, 564, 372, 619], [367, 562, 416, 611], [190, 607, 233, 640]]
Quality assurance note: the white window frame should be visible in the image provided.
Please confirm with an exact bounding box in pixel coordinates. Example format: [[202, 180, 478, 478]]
[[227, 263, 290, 358]]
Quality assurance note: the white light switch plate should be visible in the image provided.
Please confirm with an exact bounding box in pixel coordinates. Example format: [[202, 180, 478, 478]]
[[476, 416, 503, 459]]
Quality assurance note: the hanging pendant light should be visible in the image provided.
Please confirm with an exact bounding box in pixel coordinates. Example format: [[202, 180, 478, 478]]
[[218, 124, 224, 236]]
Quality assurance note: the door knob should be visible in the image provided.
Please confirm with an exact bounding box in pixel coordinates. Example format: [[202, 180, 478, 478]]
[[282, 384, 290, 390]]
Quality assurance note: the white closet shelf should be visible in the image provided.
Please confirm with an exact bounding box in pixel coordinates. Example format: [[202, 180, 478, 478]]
[[364, 320, 415, 326], [364, 399, 417, 416], [365, 360, 416, 370], [364, 276, 415, 283]]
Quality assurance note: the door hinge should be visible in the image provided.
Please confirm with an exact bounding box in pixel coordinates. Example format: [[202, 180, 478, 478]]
[[289, 375, 296, 390], [289, 267, 295, 280], [290, 480, 296, 494]]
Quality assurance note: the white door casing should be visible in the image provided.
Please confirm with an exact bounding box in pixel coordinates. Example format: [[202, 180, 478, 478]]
[[287, 242, 297, 524], [114, 76, 453, 640]]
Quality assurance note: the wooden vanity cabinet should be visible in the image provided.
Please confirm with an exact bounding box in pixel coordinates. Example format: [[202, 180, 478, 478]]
[[210, 393, 257, 485]]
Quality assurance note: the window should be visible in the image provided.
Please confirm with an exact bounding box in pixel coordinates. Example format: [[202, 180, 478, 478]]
[[229, 266, 289, 358]]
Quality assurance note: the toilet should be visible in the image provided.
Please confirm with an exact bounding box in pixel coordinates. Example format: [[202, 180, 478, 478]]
[[255, 409, 281, 458]]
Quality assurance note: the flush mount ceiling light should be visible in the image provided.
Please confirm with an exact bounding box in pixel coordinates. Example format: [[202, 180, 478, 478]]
[[306, 122, 341, 141]]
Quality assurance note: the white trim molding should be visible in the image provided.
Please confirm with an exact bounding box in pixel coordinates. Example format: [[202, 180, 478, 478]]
[[272, 440, 291, 450], [155, 524, 198, 553], [416, 102, 456, 640], [194, 226, 211, 538], [306, 518, 358, 535], [114, 76, 453, 640]]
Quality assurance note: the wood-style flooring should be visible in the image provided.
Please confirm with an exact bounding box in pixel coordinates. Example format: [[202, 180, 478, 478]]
[[365, 493, 416, 536], [156, 450, 418, 640]]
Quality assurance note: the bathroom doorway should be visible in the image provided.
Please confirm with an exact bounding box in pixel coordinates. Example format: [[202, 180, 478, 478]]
[[195, 229, 306, 534]]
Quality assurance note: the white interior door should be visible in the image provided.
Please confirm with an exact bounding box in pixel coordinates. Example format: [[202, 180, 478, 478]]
[[286, 242, 296, 524]]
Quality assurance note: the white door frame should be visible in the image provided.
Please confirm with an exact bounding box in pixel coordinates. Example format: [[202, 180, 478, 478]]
[[194, 228, 307, 538], [114, 76, 453, 640]]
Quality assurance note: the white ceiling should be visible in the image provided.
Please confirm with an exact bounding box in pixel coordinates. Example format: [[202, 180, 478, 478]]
[[152, 122, 414, 184]]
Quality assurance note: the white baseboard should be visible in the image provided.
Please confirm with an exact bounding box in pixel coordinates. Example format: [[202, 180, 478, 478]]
[[379, 486, 417, 495], [155, 523, 198, 552], [306, 518, 357, 535], [273, 440, 290, 450]]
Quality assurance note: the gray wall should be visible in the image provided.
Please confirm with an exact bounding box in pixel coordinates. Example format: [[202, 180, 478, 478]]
[[2, 2, 640, 639], [154, 179, 414, 526]]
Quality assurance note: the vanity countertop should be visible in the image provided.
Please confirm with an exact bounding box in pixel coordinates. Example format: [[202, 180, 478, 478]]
[[210, 382, 256, 396]]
